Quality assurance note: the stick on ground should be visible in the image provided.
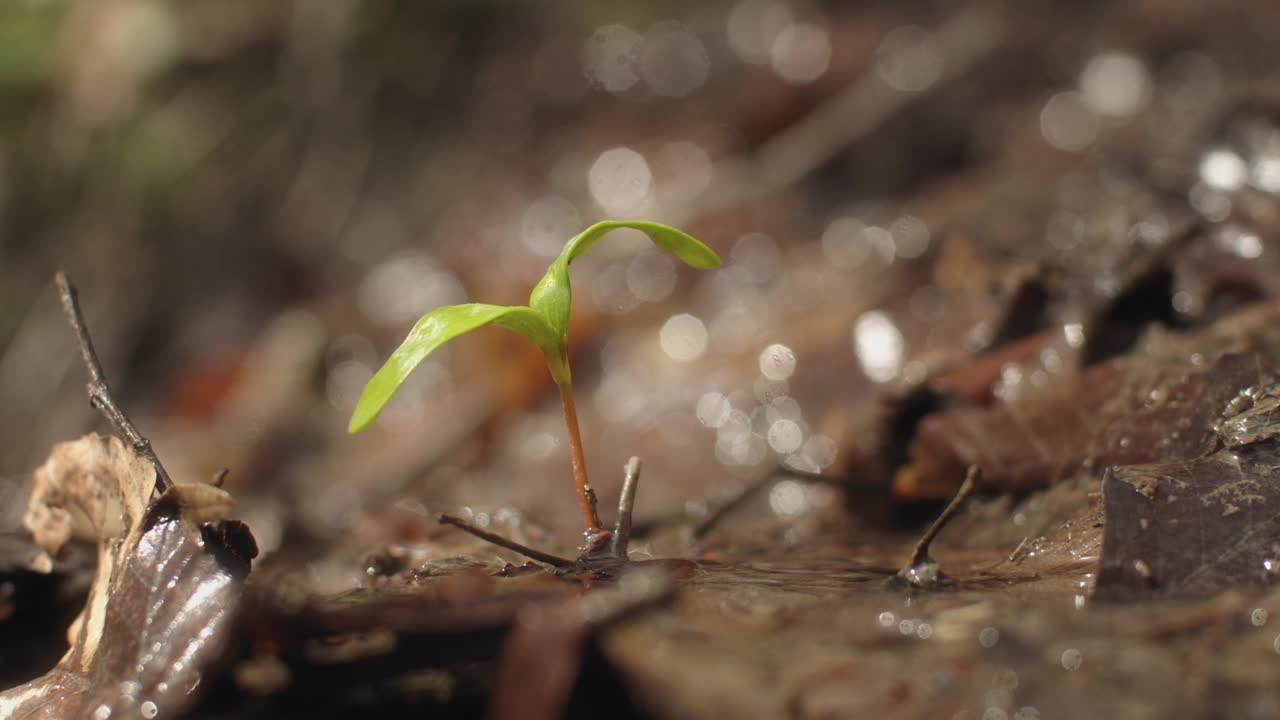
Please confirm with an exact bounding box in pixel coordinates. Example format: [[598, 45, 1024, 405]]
[[692, 465, 849, 540], [610, 457, 641, 558], [900, 465, 982, 575], [56, 272, 174, 495], [438, 514, 577, 568]]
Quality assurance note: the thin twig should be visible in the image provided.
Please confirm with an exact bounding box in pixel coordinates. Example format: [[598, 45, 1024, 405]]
[[438, 514, 576, 568], [901, 465, 982, 572], [692, 465, 850, 540], [610, 457, 641, 558], [692, 474, 774, 540], [55, 272, 173, 495]]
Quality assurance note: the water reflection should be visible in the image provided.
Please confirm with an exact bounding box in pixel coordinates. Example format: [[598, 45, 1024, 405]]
[[771, 23, 831, 85], [853, 310, 905, 383], [589, 147, 654, 215], [1080, 51, 1151, 118], [660, 313, 709, 362], [876, 25, 943, 93]]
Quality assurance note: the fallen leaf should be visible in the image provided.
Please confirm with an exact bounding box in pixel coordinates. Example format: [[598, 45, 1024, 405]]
[[0, 434, 256, 719]]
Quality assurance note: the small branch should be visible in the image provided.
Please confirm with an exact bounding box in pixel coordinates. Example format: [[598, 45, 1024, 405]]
[[692, 465, 848, 540], [55, 272, 173, 495], [693, 474, 772, 540], [900, 465, 982, 574], [610, 457, 641, 558], [438, 514, 576, 568]]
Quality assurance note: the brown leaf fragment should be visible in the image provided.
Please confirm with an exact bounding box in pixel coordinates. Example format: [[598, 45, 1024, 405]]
[[0, 434, 256, 719], [903, 305, 1280, 496]]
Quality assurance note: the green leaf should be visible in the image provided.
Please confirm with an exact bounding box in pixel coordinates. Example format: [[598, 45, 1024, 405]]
[[348, 304, 558, 433], [529, 220, 721, 341]]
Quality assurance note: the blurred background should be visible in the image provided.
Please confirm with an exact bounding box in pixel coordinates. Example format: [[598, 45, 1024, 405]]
[[0, 0, 1276, 575]]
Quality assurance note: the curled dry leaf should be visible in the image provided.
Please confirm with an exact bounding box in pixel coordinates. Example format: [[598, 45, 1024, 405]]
[[23, 434, 154, 573], [0, 434, 256, 719]]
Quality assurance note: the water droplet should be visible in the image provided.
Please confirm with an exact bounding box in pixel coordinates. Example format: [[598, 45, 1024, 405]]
[[1252, 608, 1269, 627], [771, 23, 831, 85], [696, 392, 731, 428], [979, 626, 1000, 648], [876, 25, 943, 92], [522, 196, 581, 257], [768, 479, 808, 517], [589, 147, 653, 215], [518, 431, 559, 462], [655, 141, 713, 202], [1214, 224, 1263, 259], [358, 253, 467, 328], [853, 311, 905, 383], [1190, 182, 1233, 221], [1253, 161, 1280, 195], [731, 233, 781, 283], [1200, 148, 1247, 191], [582, 24, 642, 92], [916, 622, 934, 640], [821, 216, 876, 268], [902, 560, 940, 587], [726, 0, 793, 65], [626, 250, 677, 302], [1060, 648, 1083, 671], [638, 21, 710, 97], [889, 215, 930, 259], [1063, 323, 1085, 348], [1040, 91, 1099, 152], [993, 668, 1019, 690], [878, 610, 897, 627], [801, 434, 837, 469], [767, 418, 804, 454], [94, 705, 112, 720], [1079, 51, 1151, 118], [758, 343, 797, 381], [659, 313, 708, 362], [141, 700, 159, 719]]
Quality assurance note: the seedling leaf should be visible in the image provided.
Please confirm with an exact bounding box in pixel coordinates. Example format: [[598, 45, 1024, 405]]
[[349, 304, 557, 433], [530, 220, 721, 341]]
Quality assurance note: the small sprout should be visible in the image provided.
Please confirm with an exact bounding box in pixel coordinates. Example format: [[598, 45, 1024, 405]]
[[349, 221, 721, 534]]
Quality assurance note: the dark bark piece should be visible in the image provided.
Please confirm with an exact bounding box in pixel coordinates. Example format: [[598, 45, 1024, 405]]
[[1095, 434, 1280, 600]]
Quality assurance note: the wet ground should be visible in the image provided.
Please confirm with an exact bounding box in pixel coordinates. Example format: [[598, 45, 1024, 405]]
[[4, 1, 1280, 718]]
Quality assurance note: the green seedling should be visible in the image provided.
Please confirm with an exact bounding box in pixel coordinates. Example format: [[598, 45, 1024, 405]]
[[349, 221, 721, 535]]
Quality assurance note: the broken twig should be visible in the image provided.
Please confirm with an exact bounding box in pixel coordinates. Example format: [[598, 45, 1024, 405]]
[[899, 465, 982, 580], [438, 513, 576, 568], [609, 457, 641, 558], [693, 465, 848, 540], [55, 272, 173, 495]]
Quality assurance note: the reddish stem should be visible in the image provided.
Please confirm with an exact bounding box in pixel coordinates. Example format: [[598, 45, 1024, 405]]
[[558, 381, 600, 531]]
